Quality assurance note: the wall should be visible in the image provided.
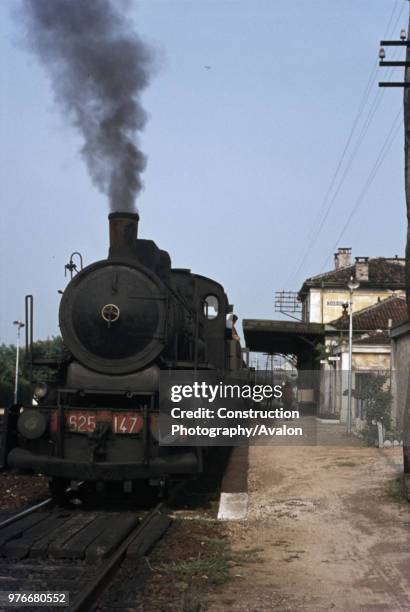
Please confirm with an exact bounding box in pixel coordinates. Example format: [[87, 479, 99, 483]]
[[391, 324, 410, 430], [319, 346, 391, 423], [307, 288, 405, 324], [352, 351, 390, 370]]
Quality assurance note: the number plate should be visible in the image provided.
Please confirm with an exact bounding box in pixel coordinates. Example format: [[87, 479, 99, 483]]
[[50, 410, 144, 434]]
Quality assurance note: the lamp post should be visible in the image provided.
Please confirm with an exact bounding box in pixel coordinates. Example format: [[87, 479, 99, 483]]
[[347, 277, 360, 433], [13, 320, 25, 404]]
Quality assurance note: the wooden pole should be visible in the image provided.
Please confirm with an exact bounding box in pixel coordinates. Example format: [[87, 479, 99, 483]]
[[404, 5, 410, 479]]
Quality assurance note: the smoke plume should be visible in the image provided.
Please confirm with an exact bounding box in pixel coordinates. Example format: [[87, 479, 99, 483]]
[[22, 0, 153, 212]]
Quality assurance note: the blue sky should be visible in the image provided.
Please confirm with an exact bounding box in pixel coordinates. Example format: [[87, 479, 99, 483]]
[[0, 0, 408, 344]]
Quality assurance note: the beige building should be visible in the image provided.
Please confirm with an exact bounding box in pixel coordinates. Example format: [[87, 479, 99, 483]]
[[320, 295, 407, 425], [245, 248, 407, 425], [298, 248, 405, 324]]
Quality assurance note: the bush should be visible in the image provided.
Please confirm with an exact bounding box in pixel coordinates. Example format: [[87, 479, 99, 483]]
[[360, 424, 379, 445], [0, 337, 65, 406], [356, 373, 392, 430]]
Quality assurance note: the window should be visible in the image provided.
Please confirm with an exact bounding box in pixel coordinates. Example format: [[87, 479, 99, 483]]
[[203, 295, 219, 319]]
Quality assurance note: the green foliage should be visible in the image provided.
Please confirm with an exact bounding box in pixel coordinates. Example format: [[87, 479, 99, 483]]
[[386, 428, 403, 443], [360, 424, 379, 445], [31, 336, 65, 362], [388, 474, 409, 502], [355, 372, 392, 433], [0, 345, 18, 407], [0, 337, 65, 406], [157, 535, 262, 587], [314, 342, 328, 362]]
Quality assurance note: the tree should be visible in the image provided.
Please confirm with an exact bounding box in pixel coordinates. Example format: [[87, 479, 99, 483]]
[[355, 372, 392, 434], [0, 336, 65, 406]]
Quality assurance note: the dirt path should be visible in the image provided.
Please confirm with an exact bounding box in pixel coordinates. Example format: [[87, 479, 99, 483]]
[[207, 422, 410, 611]]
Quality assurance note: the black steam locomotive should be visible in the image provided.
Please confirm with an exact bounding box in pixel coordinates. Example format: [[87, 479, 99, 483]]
[[4, 213, 243, 494]]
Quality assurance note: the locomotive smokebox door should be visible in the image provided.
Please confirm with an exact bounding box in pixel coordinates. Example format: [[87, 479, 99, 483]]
[[59, 261, 168, 374]]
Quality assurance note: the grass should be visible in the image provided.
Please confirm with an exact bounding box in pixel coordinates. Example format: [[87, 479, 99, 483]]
[[141, 521, 263, 612], [157, 535, 262, 588], [388, 474, 409, 502]]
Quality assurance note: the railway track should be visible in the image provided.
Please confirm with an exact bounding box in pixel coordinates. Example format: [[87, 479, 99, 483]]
[[0, 496, 173, 611], [0, 496, 53, 530], [0, 480, 88, 530]]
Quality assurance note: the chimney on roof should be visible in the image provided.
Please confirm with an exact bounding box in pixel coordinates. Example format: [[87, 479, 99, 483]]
[[355, 257, 369, 281], [334, 247, 352, 270]]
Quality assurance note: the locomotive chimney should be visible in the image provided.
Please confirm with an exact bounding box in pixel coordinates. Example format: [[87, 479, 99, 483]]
[[108, 212, 139, 258]]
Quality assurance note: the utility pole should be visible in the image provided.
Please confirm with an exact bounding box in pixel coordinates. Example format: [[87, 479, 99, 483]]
[[404, 7, 410, 481], [347, 277, 360, 434], [379, 3, 410, 477]]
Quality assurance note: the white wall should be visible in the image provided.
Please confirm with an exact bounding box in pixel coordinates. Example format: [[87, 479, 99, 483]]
[[308, 289, 322, 323]]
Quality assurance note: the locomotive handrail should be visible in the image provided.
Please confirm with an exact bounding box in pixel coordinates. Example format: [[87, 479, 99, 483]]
[[57, 388, 155, 396], [24, 294, 33, 392], [56, 389, 64, 458], [161, 360, 216, 369], [65, 252, 83, 278]]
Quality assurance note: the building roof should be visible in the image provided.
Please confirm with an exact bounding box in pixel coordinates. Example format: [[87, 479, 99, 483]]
[[298, 257, 405, 297], [242, 319, 325, 359], [391, 320, 410, 339], [330, 295, 407, 331], [353, 331, 390, 346]]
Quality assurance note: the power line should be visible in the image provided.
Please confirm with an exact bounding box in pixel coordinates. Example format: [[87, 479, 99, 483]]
[[286, 1, 405, 287], [288, 46, 403, 285], [287, 66, 393, 286], [384, 0, 401, 37], [320, 107, 403, 272], [285, 61, 378, 286], [388, 1, 406, 40]]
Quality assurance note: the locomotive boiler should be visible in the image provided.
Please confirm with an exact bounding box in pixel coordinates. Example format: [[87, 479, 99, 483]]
[[4, 212, 243, 495]]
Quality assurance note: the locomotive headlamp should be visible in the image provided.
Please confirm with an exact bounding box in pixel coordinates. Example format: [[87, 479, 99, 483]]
[[17, 410, 47, 439], [34, 382, 48, 399]]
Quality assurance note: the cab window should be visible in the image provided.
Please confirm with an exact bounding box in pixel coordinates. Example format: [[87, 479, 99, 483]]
[[203, 295, 219, 319]]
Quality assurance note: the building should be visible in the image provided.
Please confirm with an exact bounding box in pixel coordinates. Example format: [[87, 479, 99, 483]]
[[391, 318, 410, 432], [298, 248, 405, 324], [244, 247, 406, 423], [321, 295, 408, 425]]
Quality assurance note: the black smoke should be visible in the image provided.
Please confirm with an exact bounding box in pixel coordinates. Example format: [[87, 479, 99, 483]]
[[22, 0, 153, 212]]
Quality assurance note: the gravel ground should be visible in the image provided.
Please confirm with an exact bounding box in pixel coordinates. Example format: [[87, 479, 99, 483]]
[[5, 430, 409, 611], [206, 423, 410, 611], [0, 470, 49, 512]]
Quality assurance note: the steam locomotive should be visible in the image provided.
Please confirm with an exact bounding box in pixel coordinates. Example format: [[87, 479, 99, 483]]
[[3, 213, 244, 495]]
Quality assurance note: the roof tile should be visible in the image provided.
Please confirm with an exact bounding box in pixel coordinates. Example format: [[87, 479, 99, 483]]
[[299, 258, 405, 296], [331, 295, 407, 331]]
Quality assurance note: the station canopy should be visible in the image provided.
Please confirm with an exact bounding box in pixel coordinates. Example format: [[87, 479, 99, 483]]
[[243, 319, 326, 363]]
